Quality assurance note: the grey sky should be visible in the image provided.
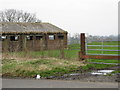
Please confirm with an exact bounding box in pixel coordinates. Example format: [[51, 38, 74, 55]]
[[0, 0, 119, 36]]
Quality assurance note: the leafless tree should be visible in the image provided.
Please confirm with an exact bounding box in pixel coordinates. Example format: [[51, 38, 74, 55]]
[[0, 9, 41, 23]]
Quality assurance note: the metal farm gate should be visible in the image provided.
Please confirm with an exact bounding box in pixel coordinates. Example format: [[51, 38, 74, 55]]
[[79, 33, 120, 60]]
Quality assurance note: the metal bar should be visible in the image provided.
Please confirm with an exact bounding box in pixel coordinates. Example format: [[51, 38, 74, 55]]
[[87, 49, 120, 51], [86, 53, 119, 56], [88, 62, 118, 65], [86, 40, 88, 54], [86, 40, 120, 42], [81, 55, 120, 60], [101, 40, 104, 54], [87, 45, 120, 47]]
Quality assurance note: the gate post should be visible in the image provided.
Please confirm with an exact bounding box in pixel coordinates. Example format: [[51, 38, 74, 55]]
[[79, 33, 86, 60]]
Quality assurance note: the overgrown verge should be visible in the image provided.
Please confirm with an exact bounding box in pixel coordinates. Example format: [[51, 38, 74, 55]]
[[2, 58, 116, 78], [2, 58, 85, 78]]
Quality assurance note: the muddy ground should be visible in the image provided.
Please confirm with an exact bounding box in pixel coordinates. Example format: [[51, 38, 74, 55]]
[[46, 66, 120, 82], [2, 66, 120, 82], [46, 73, 119, 82]]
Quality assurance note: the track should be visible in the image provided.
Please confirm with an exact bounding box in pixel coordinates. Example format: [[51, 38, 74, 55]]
[[2, 79, 119, 88]]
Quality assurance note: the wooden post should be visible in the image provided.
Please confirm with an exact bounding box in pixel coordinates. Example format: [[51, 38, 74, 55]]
[[32, 35, 35, 51], [60, 39, 64, 59], [4, 35, 9, 52], [22, 35, 27, 52], [80, 33, 86, 60]]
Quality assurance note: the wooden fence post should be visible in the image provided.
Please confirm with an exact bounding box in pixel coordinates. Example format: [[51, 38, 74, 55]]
[[60, 39, 64, 59], [4, 35, 9, 52], [80, 33, 86, 60]]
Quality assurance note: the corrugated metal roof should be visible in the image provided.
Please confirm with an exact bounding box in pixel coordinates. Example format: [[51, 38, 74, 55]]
[[0, 22, 67, 34]]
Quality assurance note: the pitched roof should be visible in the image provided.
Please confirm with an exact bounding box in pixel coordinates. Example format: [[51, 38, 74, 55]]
[[0, 22, 67, 34]]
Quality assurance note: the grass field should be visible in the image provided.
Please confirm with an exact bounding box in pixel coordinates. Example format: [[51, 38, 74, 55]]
[[1, 41, 119, 78]]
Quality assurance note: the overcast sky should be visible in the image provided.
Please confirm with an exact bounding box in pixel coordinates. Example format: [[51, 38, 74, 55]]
[[0, 0, 119, 36]]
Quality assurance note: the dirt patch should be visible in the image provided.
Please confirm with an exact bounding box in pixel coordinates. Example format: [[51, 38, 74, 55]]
[[45, 66, 119, 82], [46, 73, 119, 82]]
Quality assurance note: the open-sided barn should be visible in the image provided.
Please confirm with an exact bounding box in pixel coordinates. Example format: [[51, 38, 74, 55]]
[[0, 22, 67, 52]]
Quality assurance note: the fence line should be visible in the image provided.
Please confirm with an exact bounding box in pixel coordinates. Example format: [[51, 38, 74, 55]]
[[79, 33, 120, 60]]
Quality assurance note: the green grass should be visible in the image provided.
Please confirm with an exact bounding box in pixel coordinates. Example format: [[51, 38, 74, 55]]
[[111, 70, 120, 74], [87, 59, 118, 63], [2, 58, 85, 78], [68, 44, 80, 49], [88, 41, 119, 45], [5, 49, 79, 60], [80, 64, 115, 72]]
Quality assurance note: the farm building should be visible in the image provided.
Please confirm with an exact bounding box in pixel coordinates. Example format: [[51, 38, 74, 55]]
[[0, 22, 67, 52]]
